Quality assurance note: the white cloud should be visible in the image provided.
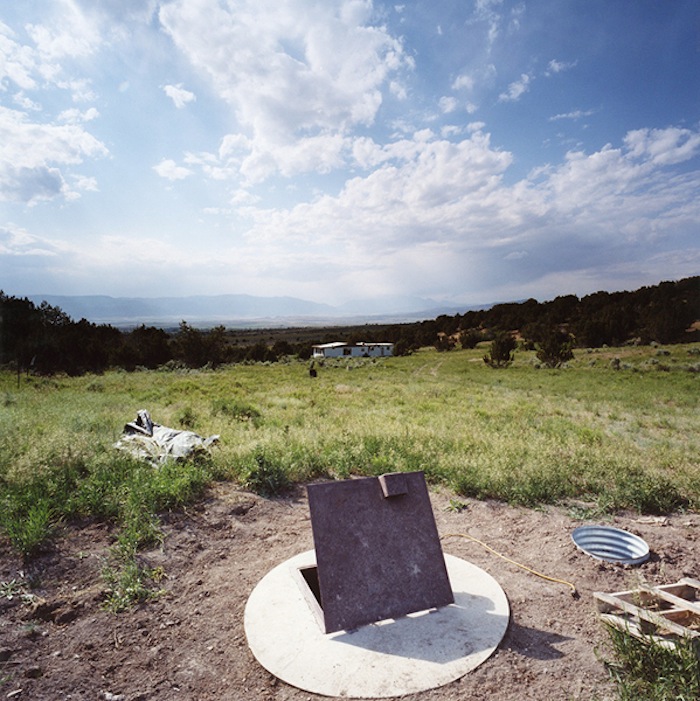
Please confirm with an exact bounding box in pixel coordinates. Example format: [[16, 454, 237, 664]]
[[472, 0, 505, 49], [0, 106, 108, 204], [163, 83, 196, 109], [0, 22, 39, 90], [58, 107, 99, 123], [545, 59, 577, 76], [73, 174, 98, 192], [498, 73, 531, 102], [0, 225, 61, 256], [2, 2, 696, 304], [624, 127, 700, 166], [245, 129, 514, 252], [549, 109, 595, 122], [228, 125, 700, 301], [153, 159, 193, 180], [0, 0, 106, 214], [26, 0, 101, 61], [13, 92, 42, 111], [439, 96, 458, 113], [0, 1, 108, 116], [389, 79, 407, 100], [452, 74, 475, 92], [158, 0, 411, 179]]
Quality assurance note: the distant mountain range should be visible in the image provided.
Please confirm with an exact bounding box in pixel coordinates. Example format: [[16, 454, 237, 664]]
[[27, 293, 478, 328]]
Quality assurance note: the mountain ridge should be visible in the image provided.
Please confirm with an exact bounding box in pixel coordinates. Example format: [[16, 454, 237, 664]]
[[27, 293, 475, 328]]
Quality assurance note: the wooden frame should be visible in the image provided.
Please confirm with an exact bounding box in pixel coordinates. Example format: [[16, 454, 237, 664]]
[[594, 578, 700, 649]]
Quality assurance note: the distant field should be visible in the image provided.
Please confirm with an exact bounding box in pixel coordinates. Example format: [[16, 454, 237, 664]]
[[1, 343, 698, 559]]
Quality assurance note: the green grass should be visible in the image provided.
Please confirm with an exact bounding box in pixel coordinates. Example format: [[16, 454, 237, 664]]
[[0, 344, 698, 607], [602, 624, 700, 700]]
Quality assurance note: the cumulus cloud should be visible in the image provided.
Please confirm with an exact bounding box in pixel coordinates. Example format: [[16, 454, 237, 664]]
[[158, 0, 412, 178], [624, 127, 700, 166], [13, 92, 42, 111], [0, 106, 108, 204], [163, 83, 196, 108], [231, 124, 700, 300], [58, 107, 100, 123], [3, 2, 696, 304], [0, 22, 40, 90], [0, 167, 66, 204], [245, 128, 514, 252], [0, 5, 108, 205], [153, 159, 193, 180], [26, 0, 101, 61], [498, 73, 532, 102], [9, 121, 698, 304], [439, 96, 458, 113], [452, 74, 475, 91]]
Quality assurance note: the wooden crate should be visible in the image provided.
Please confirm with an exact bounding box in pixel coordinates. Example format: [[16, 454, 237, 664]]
[[594, 578, 700, 649]]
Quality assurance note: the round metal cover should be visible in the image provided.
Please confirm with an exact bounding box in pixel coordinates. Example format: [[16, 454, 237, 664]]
[[571, 525, 649, 565]]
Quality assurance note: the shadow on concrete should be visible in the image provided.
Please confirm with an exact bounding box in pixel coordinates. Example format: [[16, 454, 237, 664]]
[[330, 590, 509, 664]]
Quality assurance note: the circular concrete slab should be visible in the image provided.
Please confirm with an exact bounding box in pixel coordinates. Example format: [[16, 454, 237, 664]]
[[244, 551, 510, 698]]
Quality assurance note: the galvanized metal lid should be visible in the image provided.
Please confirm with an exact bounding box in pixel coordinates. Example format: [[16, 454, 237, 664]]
[[571, 525, 650, 565]]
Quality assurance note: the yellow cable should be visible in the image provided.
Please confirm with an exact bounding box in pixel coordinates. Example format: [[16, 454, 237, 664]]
[[442, 532, 579, 598]]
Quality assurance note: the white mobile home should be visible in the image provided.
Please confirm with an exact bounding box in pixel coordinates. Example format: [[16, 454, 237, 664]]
[[312, 342, 394, 359]]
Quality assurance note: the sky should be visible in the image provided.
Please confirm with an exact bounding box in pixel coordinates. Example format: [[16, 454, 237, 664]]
[[1, 0, 699, 309]]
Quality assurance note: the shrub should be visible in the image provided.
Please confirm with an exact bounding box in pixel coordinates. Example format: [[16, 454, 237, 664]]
[[211, 398, 262, 426], [0, 496, 53, 559], [459, 329, 482, 349], [241, 449, 290, 497], [102, 558, 164, 612], [610, 472, 690, 515], [178, 406, 197, 429], [434, 334, 456, 352], [483, 331, 516, 368], [535, 329, 575, 368]]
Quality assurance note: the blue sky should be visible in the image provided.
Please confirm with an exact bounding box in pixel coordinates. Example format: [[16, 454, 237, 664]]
[[1, 0, 698, 308]]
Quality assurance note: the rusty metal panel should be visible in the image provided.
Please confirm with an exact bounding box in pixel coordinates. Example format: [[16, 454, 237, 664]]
[[306, 471, 454, 633]]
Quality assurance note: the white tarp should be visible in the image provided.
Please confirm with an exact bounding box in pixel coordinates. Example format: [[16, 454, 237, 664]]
[[115, 409, 219, 465]]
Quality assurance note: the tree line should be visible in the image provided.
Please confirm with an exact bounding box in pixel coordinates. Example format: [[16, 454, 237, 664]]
[[1, 276, 697, 375], [387, 276, 699, 356]]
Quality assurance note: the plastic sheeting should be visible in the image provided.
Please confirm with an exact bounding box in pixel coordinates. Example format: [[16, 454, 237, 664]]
[[115, 409, 219, 465]]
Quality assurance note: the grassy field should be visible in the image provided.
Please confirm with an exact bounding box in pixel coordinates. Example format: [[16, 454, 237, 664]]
[[1, 342, 699, 696], [1, 342, 698, 562]]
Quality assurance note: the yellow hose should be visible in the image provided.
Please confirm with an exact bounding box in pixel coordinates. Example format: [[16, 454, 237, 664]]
[[442, 532, 579, 598]]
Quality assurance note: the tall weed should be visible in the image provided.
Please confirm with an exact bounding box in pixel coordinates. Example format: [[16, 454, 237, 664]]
[[602, 624, 700, 701], [240, 449, 291, 497]]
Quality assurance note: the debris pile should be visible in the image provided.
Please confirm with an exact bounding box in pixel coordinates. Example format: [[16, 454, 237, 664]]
[[115, 409, 219, 465]]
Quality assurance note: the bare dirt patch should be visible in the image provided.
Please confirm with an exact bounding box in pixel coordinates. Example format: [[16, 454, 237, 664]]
[[1, 483, 698, 701]]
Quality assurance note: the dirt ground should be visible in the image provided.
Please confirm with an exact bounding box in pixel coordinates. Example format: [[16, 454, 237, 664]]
[[1, 482, 698, 701]]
